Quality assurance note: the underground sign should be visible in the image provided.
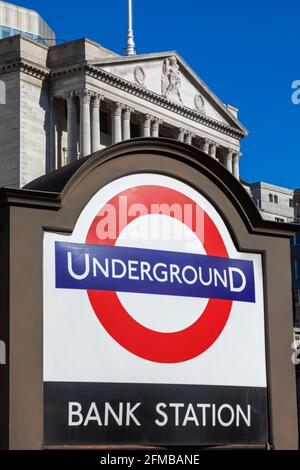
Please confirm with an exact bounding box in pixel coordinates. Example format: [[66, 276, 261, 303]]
[[43, 173, 268, 446]]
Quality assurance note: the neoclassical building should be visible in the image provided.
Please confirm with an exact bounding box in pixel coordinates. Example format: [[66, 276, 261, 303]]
[[0, 32, 247, 188]]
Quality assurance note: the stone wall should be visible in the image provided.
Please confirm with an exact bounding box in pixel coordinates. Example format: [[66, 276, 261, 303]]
[[0, 70, 20, 188], [19, 72, 49, 187]]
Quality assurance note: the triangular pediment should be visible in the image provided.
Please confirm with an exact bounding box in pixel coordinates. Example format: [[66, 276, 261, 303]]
[[89, 52, 247, 135]]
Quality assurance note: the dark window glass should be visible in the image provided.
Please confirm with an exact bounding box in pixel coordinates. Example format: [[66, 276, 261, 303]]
[[100, 111, 109, 134], [296, 231, 300, 245], [130, 122, 140, 138], [274, 195, 278, 204], [269, 194, 273, 203]]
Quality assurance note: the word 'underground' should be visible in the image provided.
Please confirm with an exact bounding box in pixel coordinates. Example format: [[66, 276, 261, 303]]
[[55, 242, 255, 302]]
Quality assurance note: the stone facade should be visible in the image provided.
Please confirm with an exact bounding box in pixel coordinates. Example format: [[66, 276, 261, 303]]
[[248, 181, 295, 223], [0, 69, 20, 187], [0, 34, 247, 188], [0, 35, 49, 187], [245, 181, 300, 331]]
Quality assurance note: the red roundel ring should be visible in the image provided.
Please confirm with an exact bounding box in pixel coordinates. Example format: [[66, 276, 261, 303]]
[[86, 185, 232, 363]]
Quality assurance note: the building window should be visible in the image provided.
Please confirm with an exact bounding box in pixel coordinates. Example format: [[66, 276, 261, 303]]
[[294, 261, 300, 281], [289, 199, 294, 208], [275, 217, 284, 223], [274, 195, 278, 204], [269, 194, 273, 203], [130, 122, 141, 138], [100, 111, 109, 134]]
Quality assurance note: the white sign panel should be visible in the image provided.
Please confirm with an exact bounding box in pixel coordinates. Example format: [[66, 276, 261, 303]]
[[43, 173, 268, 446]]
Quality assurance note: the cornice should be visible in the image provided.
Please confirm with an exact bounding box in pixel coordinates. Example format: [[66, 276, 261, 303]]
[[0, 59, 49, 80], [51, 63, 246, 140]]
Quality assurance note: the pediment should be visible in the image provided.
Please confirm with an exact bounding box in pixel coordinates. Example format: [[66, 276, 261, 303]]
[[89, 52, 247, 135]]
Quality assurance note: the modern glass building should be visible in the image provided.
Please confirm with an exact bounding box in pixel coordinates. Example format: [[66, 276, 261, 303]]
[[0, 24, 49, 45], [0, 1, 55, 46]]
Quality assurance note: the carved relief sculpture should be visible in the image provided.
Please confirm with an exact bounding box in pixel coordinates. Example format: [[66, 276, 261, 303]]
[[161, 56, 182, 102], [134, 66, 146, 88], [194, 93, 205, 113]]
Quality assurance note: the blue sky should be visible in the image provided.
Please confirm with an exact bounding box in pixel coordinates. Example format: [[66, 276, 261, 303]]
[[11, 0, 300, 188]]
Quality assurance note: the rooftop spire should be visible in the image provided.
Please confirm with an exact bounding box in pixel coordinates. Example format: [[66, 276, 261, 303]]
[[124, 0, 136, 56]]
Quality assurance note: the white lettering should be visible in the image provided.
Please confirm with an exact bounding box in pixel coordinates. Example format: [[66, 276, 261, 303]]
[[155, 403, 168, 426], [196, 404, 211, 426], [169, 264, 182, 284], [169, 403, 185, 426], [83, 402, 102, 426], [217, 404, 235, 427], [67, 252, 90, 280], [140, 261, 153, 281], [92, 257, 109, 278], [126, 403, 141, 426], [229, 267, 246, 292], [182, 265, 198, 285], [182, 403, 199, 426], [198, 267, 212, 286], [68, 402, 83, 426], [104, 402, 123, 426], [153, 263, 168, 282], [128, 260, 139, 280], [236, 404, 251, 427], [111, 259, 127, 278], [214, 269, 228, 288]]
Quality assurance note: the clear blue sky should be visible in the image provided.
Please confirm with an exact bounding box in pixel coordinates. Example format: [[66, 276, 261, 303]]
[[12, 0, 300, 188]]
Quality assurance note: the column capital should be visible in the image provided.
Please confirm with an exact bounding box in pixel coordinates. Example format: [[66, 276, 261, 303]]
[[177, 128, 186, 141], [64, 91, 76, 102], [186, 130, 195, 138], [91, 93, 104, 107], [210, 140, 219, 149], [152, 117, 163, 127], [226, 147, 235, 157], [123, 105, 135, 120], [76, 89, 92, 104], [233, 151, 242, 161], [151, 117, 162, 137], [144, 114, 153, 127], [203, 137, 211, 153], [112, 101, 124, 117]]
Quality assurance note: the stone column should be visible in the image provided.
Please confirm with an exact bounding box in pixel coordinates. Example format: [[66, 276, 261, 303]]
[[233, 152, 241, 180], [122, 105, 134, 141], [210, 141, 218, 159], [203, 138, 210, 154], [225, 148, 234, 173], [151, 117, 162, 137], [91, 93, 104, 153], [177, 128, 185, 142], [49, 96, 57, 171], [78, 90, 92, 158], [66, 92, 78, 163], [112, 102, 123, 144], [142, 114, 152, 137], [185, 131, 195, 145]]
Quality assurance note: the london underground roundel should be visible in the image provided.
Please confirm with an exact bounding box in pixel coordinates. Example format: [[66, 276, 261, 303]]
[[54, 173, 256, 364], [85, 186, 231, 363]]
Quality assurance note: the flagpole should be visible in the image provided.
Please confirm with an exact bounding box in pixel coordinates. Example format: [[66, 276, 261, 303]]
[[124, 0, 136, 56]]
